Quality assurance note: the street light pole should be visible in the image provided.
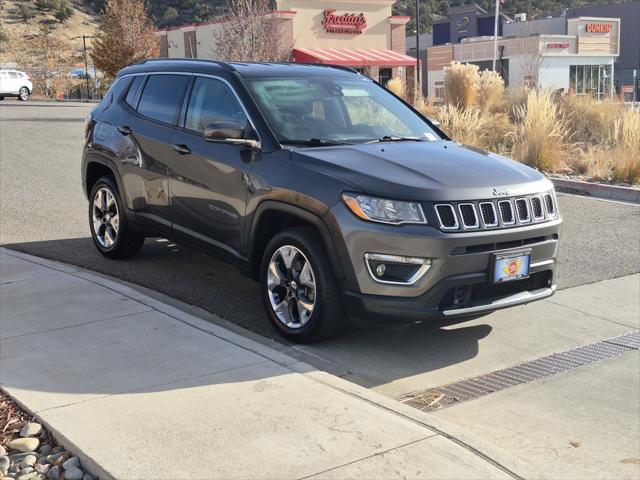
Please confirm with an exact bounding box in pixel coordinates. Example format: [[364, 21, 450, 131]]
[[73, 35, 95, 99]]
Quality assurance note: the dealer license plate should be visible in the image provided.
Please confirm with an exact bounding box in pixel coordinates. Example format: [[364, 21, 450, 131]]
[[493, 251, 531, 284]]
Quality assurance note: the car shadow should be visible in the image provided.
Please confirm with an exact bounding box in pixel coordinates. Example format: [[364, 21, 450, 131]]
[[2, 237, 491, 394]]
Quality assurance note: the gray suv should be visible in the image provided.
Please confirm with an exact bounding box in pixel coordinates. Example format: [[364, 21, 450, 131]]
[[81, 59, 561, 342]]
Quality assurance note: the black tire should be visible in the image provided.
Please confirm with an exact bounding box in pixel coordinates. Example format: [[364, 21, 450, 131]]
[[0, 97, 4, 101], [17, 87, 29, 101], [88, 176, 145, 259], [260, 228, 347, 343]]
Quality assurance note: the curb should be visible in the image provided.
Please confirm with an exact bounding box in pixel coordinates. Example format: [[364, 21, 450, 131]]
[[551, 177, 640, 204]]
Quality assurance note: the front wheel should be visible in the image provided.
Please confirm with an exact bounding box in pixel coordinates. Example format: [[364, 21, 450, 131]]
[[260, 228, 347, 343], [17, 87, 29, 101], [89, 176, 145, 259]]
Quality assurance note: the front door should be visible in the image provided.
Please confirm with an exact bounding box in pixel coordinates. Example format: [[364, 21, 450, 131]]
[[167, 76, 255, 256]]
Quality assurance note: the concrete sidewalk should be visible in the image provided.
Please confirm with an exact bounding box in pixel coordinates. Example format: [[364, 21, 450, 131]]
[[0, 248, 519, 480]]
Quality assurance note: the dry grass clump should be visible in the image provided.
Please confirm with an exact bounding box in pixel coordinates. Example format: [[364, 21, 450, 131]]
[[478, 112, 513, 155], [444, 61, 479, 108], [413, 92, 439, 119], [478, 70, 505, 113], [562, 94, 623, 147], [435, 104, 486, 146], [608, 108, 640, 184], [386, 77, 407, 101], [510, 90, 569, 171]]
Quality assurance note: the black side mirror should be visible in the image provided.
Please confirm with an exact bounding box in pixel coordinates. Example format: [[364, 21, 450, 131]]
[[203, 121, 245, 140]]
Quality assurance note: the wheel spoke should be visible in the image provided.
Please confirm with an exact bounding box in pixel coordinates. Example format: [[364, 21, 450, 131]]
[[296, 299, 313, 325], [299, 260, 315, 289], [267, 261, 286, 290], [279, 246, 297, 270], [104, 226, 115, 247], [110, 214, 119, 233]]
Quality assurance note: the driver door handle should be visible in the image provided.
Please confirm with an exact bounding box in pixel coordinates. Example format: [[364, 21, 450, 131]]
[[117, 125, 132, 135], [171, 143, 191, 155]]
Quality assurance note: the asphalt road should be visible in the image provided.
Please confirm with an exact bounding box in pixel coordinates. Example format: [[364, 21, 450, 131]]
[[2, 101, 640, 342]]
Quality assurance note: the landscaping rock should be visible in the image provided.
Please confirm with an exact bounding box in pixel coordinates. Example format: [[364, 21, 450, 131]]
[[20, 456, 37, 469], [61, 458, 78, 471], [45, 466, 60, 480], [8, 439, 39, 454], [37, 446, 51, 457], [0, 446, 6, 456], [16, 472, 37, 480], [19, 424, 42, 439], [1, 456, 10, 475], [50, 449, 63, 456], [34, 465, 49, 476], [82, 474, 95, 480], [19, 468, 33, 475], [63, 467, 83, 480], [51, 454, 70, 468]]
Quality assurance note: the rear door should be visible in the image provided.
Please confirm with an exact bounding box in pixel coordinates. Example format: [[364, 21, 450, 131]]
[[116, 73, 191, 234], [167, 75, 257, 256]]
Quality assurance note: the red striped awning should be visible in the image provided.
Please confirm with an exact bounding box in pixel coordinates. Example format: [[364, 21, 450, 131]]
[[293, 48, 420, 67]]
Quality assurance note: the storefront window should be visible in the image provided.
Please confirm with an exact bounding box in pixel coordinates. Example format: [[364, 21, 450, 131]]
[[379, 68, 392, 86], [569, 65, 612, 98]]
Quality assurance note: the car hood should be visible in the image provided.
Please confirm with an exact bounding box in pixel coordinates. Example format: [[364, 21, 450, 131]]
[[290, 141, 552, 201]]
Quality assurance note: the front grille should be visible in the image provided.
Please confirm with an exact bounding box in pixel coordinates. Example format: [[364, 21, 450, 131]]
[[544, 193, 556, 216], [530, 196, 544, 219], [515, 198, 530, 222], [458, 203, 479, 228], [439, 271, 552, 311], [435, 204, 458, 229], [431, 191, 557, 232]]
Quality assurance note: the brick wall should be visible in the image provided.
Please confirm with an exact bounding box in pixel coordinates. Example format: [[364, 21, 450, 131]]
[[159, 35, 168, 58], [390, 24, 406, 53]]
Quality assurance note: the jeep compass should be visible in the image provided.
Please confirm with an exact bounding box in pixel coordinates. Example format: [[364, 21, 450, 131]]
[[82, 59, 561, 342]]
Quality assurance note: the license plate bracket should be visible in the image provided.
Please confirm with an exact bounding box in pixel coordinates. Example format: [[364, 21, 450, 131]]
[[492, 250, 531, 284]]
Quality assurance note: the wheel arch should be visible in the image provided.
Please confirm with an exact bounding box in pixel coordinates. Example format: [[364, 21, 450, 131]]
[[248, 201, 349, 289], [83, 153, 127, 205]]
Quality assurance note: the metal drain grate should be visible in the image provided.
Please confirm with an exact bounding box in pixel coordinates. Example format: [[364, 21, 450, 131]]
[[399, 330, 640, 412]]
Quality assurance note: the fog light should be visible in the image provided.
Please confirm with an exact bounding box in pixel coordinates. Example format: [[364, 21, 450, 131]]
[[365, 253, 432, 285]]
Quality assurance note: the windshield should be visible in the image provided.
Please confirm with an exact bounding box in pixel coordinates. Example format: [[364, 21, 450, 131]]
[[244, 76, 443, 145]]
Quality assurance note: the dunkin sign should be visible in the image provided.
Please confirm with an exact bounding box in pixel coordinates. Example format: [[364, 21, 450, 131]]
[[322, 9, 367, 34], [586, 23, 612, 33]]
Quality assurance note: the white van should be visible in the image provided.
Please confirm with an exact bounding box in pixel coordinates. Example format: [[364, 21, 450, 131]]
[[0, 70, 33, 101]]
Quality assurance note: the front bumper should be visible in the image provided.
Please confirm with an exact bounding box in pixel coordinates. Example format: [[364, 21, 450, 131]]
[[328, 202, 561, 322]]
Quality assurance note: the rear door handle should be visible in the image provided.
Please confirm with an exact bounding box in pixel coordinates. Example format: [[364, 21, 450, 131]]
[[171, 144, 191, 155], [117, 125, 132, 135]]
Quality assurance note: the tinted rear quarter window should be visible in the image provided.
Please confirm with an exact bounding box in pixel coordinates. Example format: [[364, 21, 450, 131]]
[[124, 76, 144, 108], [137, 74, 190, 124]]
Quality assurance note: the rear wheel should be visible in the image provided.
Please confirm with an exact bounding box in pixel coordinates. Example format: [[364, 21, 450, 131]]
[[17, 87, 29, 101], [89, 176, 145, 259], [260, 228, 347, 343]]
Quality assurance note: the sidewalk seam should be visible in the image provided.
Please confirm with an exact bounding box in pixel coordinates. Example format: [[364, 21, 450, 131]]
[[544, 298, 638, 329], [297, 436, 433, 480], [0, 308, 154, 341]]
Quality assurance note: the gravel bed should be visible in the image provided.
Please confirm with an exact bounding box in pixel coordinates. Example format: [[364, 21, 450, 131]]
[[0, 391, 95, 480]]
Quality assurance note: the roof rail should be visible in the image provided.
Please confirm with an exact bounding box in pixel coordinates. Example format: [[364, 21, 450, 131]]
[[282, 62, 359, 74], [135, 58, 237, 71]]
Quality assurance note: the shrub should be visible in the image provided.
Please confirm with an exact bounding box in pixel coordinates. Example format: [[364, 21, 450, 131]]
[[478, 111, 513, 155], [477, 69, 505, 113], [562, 94, 623, 148], [444, 61, 479, 109], [435, 104, 485, 146], [609, 108, 640, 185], [17, 4, 36, 21], [386, 77, 406, 101], [510, 90, 569, 171]]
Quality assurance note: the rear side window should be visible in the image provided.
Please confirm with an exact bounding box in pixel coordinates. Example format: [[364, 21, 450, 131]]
[[8, 72, 18, 79], [124, 76, 144, 108], [137, 74, 190, 124]]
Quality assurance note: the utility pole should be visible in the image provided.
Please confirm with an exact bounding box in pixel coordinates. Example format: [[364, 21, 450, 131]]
[[492, 0, 500, 72], [73, 35, 95, 99], [415, 0, 421, 94]]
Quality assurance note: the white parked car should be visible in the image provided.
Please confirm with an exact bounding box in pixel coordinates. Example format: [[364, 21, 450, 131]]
[[0, 70, 33, 101]]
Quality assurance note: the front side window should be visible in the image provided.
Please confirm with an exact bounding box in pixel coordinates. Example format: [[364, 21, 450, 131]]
[[185, 77, 248, 133], [137, 74, 190, 124], [245, 76, 442, 145]]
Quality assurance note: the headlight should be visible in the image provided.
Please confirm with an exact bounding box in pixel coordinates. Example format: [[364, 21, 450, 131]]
[[342, 193, 427, 225]]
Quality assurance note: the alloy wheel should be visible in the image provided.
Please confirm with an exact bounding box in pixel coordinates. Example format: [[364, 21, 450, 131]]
[[92, 187, 120, 248], [19, 88, 29, 101], [267, 245, 316, 329]]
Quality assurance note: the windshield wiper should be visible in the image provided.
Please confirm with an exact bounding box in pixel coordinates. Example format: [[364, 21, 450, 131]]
[[365, 135, 426, 144], [280, 138, 353, 147]]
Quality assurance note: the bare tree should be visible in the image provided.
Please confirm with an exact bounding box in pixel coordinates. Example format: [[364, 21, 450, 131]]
[[214, 0, 290, 62]]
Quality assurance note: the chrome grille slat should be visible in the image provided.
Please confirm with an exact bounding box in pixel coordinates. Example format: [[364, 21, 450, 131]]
[[530, 195, 544, 220], [458, 203, 479, 229], [498, 200, 515, 225], [434, 204, 459, 230], [515, 198, 531, 223], [479, 202, 498, 227]]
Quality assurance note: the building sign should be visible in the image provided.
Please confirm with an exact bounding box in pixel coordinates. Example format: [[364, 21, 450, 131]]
[[586, 23, 612, 33], [547, 42, 570, 49], [322, 9, 366, 34], [456, 16, 470, 33]]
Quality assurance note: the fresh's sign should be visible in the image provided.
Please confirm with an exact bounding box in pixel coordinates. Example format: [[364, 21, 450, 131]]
[[547, 42, 570, 49], [586, 23, 612, 33], [322, 9, 366, 34]]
